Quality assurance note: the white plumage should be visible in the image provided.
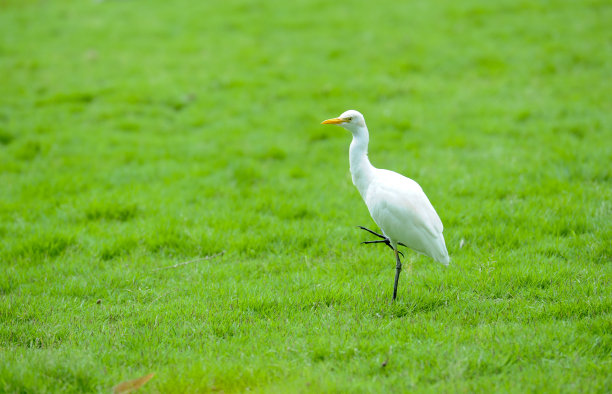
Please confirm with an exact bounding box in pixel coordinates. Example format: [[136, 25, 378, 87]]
[[322, 110, 449, 300]]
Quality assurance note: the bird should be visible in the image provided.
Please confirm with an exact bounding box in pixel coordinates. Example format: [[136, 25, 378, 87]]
[[321, 110, 449, 300]]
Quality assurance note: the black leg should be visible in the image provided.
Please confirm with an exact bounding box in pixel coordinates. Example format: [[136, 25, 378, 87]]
[[392, 248, 402, 301]]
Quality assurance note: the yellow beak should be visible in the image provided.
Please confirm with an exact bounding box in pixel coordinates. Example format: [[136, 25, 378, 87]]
[[321, 117, 347, 125]]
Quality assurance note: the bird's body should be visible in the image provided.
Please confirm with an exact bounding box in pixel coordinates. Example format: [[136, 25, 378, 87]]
[[322, 110, 449, 299], [361, 169, 449, 265]]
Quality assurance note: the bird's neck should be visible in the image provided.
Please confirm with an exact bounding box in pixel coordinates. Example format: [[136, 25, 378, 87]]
[[349, 126, 376, 197]]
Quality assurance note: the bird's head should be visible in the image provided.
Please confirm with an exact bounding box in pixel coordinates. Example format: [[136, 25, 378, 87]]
[[321, 110, 366, 133]]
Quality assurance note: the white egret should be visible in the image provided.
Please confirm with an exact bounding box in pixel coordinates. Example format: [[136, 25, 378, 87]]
[[321, 110, 449, 300]]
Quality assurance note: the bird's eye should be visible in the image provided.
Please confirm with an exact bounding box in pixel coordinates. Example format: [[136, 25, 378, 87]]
[[346, 117, 353, 121]]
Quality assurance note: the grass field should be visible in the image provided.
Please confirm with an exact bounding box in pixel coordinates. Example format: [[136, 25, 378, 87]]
[[1, 0, 611, 392]]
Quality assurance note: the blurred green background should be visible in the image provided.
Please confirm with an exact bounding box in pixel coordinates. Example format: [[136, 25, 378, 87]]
[[1, 0, 610, 392]]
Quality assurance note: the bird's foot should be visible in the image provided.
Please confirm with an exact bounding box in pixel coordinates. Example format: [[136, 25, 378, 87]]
[[357, 226, 386, 239], [357, 226, 404, 257]]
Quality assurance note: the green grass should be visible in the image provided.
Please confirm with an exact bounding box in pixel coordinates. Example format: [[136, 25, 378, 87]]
[[1, 0, 611, 392]]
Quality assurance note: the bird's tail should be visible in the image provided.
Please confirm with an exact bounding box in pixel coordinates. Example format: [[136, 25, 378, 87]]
[[435, 236, 450, 266]]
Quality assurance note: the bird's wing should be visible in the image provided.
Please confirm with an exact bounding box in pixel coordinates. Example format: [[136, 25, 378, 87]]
[[366, 169, 444, 238]]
